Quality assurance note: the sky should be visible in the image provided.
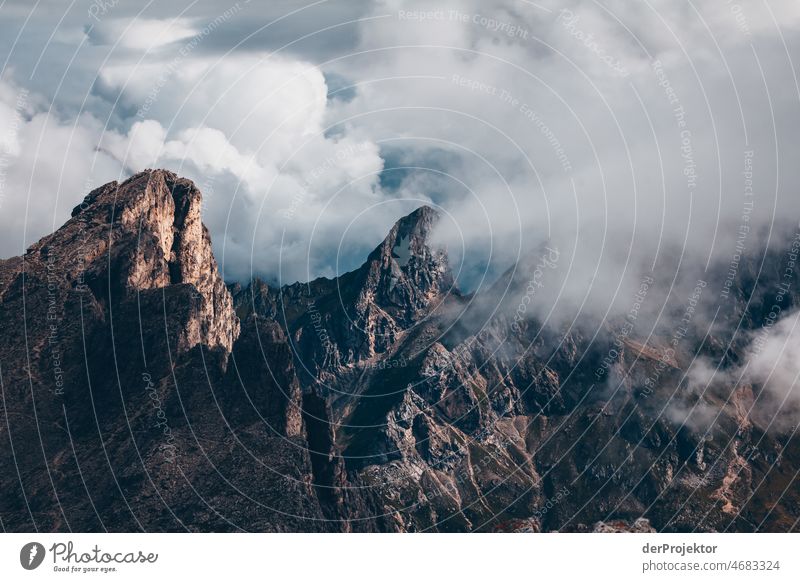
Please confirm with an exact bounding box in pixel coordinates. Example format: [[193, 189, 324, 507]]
[[1, 0, 800, 319]]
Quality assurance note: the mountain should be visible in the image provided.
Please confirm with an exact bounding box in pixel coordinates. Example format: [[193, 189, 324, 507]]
[[1, 169, 798, 532], [0, 170, 324, 531]]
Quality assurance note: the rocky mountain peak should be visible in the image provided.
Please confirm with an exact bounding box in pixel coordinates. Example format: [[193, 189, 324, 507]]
[[367, 205, 442, 269], [33, 169, 239, 352], [231, 205, 459, 375], [358, 205, 456, 325]]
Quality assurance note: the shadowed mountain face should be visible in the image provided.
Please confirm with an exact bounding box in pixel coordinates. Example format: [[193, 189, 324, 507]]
[[1, 169, 799, 532]]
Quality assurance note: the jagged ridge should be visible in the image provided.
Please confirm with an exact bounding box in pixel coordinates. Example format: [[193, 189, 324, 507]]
[[1, 170, 799, 533]]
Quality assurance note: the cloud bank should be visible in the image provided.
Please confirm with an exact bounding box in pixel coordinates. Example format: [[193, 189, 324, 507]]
[[1, 0, 799, 322]]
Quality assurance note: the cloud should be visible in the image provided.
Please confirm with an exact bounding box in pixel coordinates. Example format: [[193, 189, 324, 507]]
[[683, 310, 800, 434], [743, 310, 800, 431], [2, 0, 800, 313], [315, 0, 800, 321], [100, 119, 167, 171], [88, 17, 199, 51], [95, 53, 398, 282], [0, 74, 122, 256]]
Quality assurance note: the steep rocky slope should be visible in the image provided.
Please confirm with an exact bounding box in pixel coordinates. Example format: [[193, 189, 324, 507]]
[[2, 170, 798, 532], [232, 197, 800, 532], [0, 170, 326, 531]]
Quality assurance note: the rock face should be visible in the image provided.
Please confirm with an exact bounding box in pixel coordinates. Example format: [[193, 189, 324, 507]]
[[2, 169, 799, 532], [70, 170, 239, 351], [0, 170, 321, 532]]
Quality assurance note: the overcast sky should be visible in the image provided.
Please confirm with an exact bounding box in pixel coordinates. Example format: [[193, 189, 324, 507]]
[[1, 0, 800, 317]]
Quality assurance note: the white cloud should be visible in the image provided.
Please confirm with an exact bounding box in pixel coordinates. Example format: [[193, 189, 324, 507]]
[[0, 76, 123, 256], [100, 119, 167, 171], [316, 0, 800, 319], [88, 17, 199, 51], [744, 310, 800, 430], [98, 54, 327, 157], [684, 310, 800, 434], [95, 53, 394, 282]]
